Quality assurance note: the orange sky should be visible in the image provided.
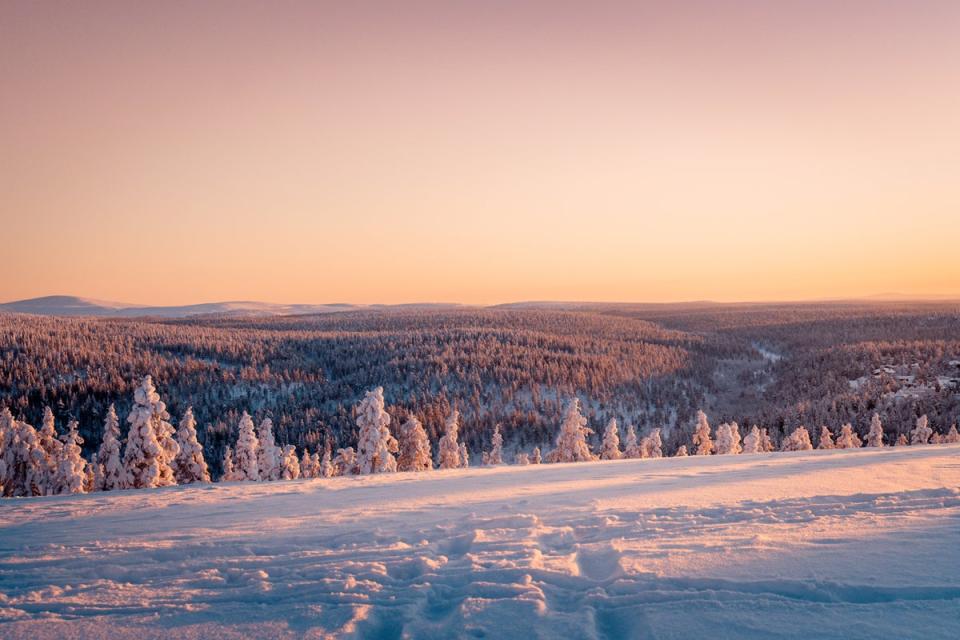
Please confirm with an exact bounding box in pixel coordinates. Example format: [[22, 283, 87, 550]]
[[2, 1, 959, 305]]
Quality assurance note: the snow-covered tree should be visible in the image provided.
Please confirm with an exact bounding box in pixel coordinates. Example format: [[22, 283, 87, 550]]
[[835, 423, 862, 449], [817, 426, 834, 450], [123, 376, 177, 489], [692, 410, 713, 455], [459, 442, 470, 468], [742, 425, 761, 454], [714, 422, 741, 455], [514, 451, 530, 465], [484, 424, 504, 465], [781, 426, 813, 452], [173, 408, 210, 484], [943, 424, 960, 444], [355, 387, 398, 474], [548, 398, 595, 463], [896, 433, 909, 446], [234, 411, 260, 481], [759, 428, 775, 452], [320, 446, 334, 477], [52, 420, 86, 495], [333, 447, 357, 476], [641, 428, 663, 459], [300, 449, 320, 478], [438, 409, 464, 470], [866, 413, 884, 447], [1, 416, 46, 496], [221, 447, 242, 481], [910, 415, 933, 445], [38, 407, 62, 484], [398, 415, 432, 472], [278, 445, 300, 480], [623, 424, 641, 459], [531, 447, 542, 464], [675, 445, 688, 457], [256, 417, 282, 481], [599, 418, 622, 460], [96, 405, 125, 491]]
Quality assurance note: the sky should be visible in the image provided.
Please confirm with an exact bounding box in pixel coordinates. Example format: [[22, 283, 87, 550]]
[[2, 1, 959, 306]]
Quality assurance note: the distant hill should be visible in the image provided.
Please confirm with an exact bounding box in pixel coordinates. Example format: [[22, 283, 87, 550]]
[[0, 295, 366, 318]]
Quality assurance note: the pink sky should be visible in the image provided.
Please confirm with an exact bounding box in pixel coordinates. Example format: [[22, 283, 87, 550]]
[[2, 1, 958, 305]]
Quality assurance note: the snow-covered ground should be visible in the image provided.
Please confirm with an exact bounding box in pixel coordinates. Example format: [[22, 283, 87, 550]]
[[1, 446, 959, 639]]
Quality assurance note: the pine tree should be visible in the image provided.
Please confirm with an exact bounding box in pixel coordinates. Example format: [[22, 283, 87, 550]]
[[641, 428, 663, 459], [714, 422, 741, 455], [835, 423, 862, 449], [531, 447, 542, 464], [97, 405, 125, 490], [38, 406, 62, 489], [675, 445, 688, 457], [173, 408, 210, 484], [866, 413, 884, 447], [459, 442, 470, 468], [52, 420, 86, 495], [781, 426, 813, 452], [234, 411, 260, 481], [278, 445, 300, 480], [896, 433, 909, 446], [549, 398, 595, 463], [333, 447, 357, 476], [818, 426, 835, 450], [910, 415, 933, 445], [0, 408, 11, 493], [300, 449, 319, 478], [943, 424, 960, 444], [692, 410, 713, 455], [355, 387, 398, 474], [256, 417, 282, 481], [759, 428, 775, 452], [398, 415, 432, 472], [485, 424, 504, 465], [320, 446, 334, 477], [2, 418, 46, 496], [599, 418, 622, 460], [221, 446, 241, 481], [438, 409, 464, 470], [742, 425, 761, 454], [514, 451, 530, 465], [123, 376, 177, 489], [623, 424, 641, 459]]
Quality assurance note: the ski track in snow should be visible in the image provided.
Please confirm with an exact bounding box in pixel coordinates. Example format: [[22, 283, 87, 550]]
[[1, 446, 959, 639]]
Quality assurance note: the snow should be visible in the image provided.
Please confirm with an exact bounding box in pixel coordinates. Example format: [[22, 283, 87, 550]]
[[1, 445, 959, 639]]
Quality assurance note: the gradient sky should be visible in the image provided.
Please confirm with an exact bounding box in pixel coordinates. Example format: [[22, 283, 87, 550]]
[[2, 1, 959, 305]]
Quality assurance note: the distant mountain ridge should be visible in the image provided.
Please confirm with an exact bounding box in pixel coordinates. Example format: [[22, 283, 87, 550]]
[[0, 295, 377, 318]]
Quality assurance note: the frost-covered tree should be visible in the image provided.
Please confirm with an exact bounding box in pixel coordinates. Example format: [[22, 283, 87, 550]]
[[123, 376, 177, 489], [256, 418, 282, 481], [759, 428, 775, 452], [866, 413, 884, 447], [38, 407, 62, 483], [221, 446, 242, 481], [355, 387, 398, 474], [514, 451, 530, 465], [320, 446, 334, 477], [484, 424, 504, 465], [600, 418, 622, 460], [692, 410, 713, 455], [817, 426, 835, 450], [742, 425, 761, 454], [549, 398, 595, 463], [531, 447, 542, 464], [234, 411, 261, 481], [910, 415, 933, 445], [1, 417, 47, 496], [279, 445, 300, 480], [835, 423, 862, 449], [0, 409, 11, 493], [173, 407, 210, 484], [896, 433, 909, 446], [675, 445, 688, 457], [714, 422, 741, 455], [398, 415, 432, 472], [943, 424, 960, 444], [96, 405, 125, 491], [781, 426, 813, 452], [459, 442, 470, 468], [52, 420, 86, 495], [623, 424, 641, 459], [438, 409, 464, 470], [333, 447, 357, 476], [300, 449, 320, 478], [641, 428, 663, 459]]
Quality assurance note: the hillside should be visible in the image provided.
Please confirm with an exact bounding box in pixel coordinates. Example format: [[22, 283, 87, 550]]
[[1, 445, 958, 639]]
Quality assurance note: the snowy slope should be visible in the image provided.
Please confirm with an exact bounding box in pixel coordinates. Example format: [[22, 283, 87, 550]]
[[0, 296, 374, 318], [1, 445, 959, 639]]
